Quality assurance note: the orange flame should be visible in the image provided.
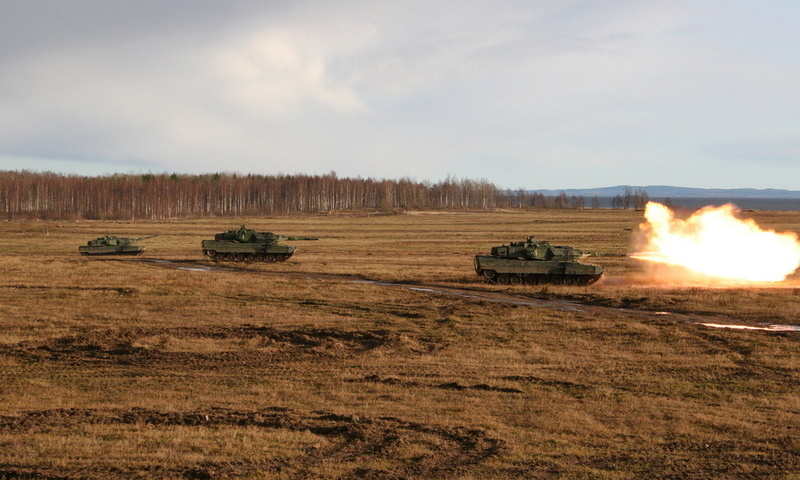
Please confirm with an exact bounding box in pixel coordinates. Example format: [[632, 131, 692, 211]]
[[631, 202, 800, 283]]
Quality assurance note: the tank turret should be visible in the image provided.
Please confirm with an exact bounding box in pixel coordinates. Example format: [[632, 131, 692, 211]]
[[490, 236, 583, 261], [212, 226, 317, 244], [79, 235, 155, 256], [202, 226, 317, 262], [475, 236, 603, 286]]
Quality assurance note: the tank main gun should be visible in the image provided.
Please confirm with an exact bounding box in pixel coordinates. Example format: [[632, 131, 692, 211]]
[[131, 235, 157, 243], [279, 236, 319, 241]]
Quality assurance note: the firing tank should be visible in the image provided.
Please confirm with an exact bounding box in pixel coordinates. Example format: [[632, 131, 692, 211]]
[[79, 235, 155, 256], [474, 236, 603, 285], [202, 225, 317, 262]]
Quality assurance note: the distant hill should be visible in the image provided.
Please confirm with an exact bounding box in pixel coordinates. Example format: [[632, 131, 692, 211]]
[[529, 185, 800, 199]]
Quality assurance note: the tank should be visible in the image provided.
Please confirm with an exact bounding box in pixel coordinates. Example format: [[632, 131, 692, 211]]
[[474, 236, 604, 285], [201, 225, 317, 262], [79, 235, 155, 256]]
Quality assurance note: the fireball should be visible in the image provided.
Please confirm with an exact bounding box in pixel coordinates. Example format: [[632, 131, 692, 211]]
[[631, 202, 800, 282]]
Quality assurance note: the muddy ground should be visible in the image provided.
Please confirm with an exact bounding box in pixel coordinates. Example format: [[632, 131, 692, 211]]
[[1, 256, 798, 479]]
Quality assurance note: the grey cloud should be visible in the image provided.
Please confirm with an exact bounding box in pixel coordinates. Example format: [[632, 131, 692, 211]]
[[1, 1, 799, 189]]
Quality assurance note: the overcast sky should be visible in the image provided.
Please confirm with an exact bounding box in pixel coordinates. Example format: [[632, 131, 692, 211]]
[[1, 1, 799, 190]]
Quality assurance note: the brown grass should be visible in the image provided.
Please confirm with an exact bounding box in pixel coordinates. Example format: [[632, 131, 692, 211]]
[[0, 209, 798, 479]]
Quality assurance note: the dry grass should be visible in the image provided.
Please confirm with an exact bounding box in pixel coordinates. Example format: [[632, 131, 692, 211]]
[[0, 209, 798, 479]]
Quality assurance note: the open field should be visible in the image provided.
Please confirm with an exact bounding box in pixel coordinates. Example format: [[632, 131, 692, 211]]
[[1, 209, 799, 479]]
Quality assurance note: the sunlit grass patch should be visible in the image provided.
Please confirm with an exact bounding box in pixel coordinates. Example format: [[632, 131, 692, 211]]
[[0, 424, 327, 468]]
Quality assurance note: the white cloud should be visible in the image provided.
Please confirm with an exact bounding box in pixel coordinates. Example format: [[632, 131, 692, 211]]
[[213, 28, 366, 114]]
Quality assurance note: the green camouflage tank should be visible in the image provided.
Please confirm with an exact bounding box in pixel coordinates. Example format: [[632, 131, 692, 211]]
[[79, 235, 154, 256], [201, 225, 317, 262], [474, 236, 603, 285]]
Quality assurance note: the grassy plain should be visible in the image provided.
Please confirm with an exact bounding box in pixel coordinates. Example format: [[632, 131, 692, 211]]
[[0, 209, 799, 479]]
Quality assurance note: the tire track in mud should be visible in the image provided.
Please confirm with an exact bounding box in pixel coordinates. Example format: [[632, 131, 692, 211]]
[[354, 374, 525, 394], [1, 326, 445, 368], [0, 284, 136, 295], [0, 407, 505, 480]]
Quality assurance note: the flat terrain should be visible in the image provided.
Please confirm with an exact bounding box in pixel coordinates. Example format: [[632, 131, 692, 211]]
[[1, 209, 799, 479]]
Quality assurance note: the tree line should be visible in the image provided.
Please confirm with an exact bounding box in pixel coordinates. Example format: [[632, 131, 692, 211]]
[[0, 170, 649, 220], [514, 186, 649, 210]]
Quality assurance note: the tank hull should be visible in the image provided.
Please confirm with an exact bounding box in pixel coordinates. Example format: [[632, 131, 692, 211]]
[[79, 245, 145, 256], [201, 240, 296, 262], [474, 255, 603, 285]]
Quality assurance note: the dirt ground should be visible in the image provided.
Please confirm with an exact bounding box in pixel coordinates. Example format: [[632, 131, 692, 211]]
[[0, 211, 798, 479]]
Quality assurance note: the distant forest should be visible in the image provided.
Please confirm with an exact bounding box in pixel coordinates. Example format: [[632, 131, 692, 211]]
[[0, 171, 649, 220]]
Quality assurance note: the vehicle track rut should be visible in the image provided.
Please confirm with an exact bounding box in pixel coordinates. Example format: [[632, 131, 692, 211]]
[[125, 258, 800, 331], [0, 407, 505, 479], [1, 326, 445, 368]]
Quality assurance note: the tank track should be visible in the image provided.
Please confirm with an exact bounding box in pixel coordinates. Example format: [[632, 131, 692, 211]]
[[202, 251, 293, 262], [481, 271, 601, 286], [79, 250, 144, 256]]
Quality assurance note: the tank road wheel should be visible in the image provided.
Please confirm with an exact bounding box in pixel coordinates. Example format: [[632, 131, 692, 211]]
[[483, 270, 496, 282], [496, 274, 511, 285], [524, 275, 539, 285], [509, 275, 522, 285], [550, 276, 563, 285], [563, 276, 576, 286]]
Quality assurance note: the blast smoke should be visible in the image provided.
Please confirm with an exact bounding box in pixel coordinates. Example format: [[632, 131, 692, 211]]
[[630, 202, 800, 283]]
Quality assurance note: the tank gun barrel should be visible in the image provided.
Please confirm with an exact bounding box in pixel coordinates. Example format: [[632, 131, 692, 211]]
[[132, 235, 157, 242], [281, 236, 319, 241]]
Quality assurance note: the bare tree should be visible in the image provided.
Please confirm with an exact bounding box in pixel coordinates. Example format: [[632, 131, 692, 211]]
[[0, 171, 512, 220]]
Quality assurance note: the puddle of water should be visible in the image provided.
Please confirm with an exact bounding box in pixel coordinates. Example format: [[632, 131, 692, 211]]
[[700, 323, 800, 332], [130, 259, 235, 272]]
